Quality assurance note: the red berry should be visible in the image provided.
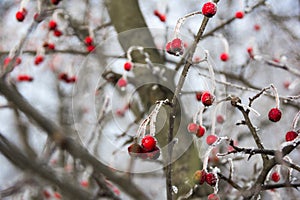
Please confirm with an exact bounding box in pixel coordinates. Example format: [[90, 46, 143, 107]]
[[47, 43, 55, 50], [202, 2, 217, 18], [207, 193, 220, 200], [271, 172, 280, 182], [16, 11, 25, 22], [216, 115, 224, 124], [196, 92, 203, 101], [283, 81, 290, 89], [159, 14, 166, 22], [59, 73, 68, 81], [165, 42, 174, 55], [154, 10, 160, 17], [247, 47, 254, 58], [206, 135, 218, 145], [86, 45, 95, 52], [254, 24, 260, 31], [220, 52, 229, 61], [141, 135, 156, 152], [124, 61, 133, 71], [268, 108, 282, 122], [171, 38, 183, 55], [43, 190, 51, 198], [128, 143, 143, 157], [193, 170, 206, 185], [15, 57, 22, 66], [84, 36, 93, 46], [51, 0, 61, 5], [235, 11, 244, 19], [53, 192, 61, 199], [205, 172, 217, 186], [201, 91, 214, 106], [68, 76, 77, 83], [117, 77, 127, 88], [3, 57, 11, 66], [187, 123, 198, 133], [34, 55, 44, 65], [116, 109, 125, 117], [285, 131, 298, 142], [80, 180, 89, 187], [53, 29, 62, 37], [146, 146, 160, 160], [48, 20, 57, 30], [196, 125, 206, 138]]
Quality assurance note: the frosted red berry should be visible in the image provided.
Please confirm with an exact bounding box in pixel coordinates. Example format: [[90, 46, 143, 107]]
[[220, 52, 229, 61], [206, 135, 218, 145], [34, 55, 44, 65], [124, 61, 133, 71], [84, 36, 93, 46], [171, 38, 184, 56], [285, 131, 298, 142], [202, 2, 217, 18], [216, 115, 224, 124], [159, 14, 166, 22], [268, 108, 282, 122], [165, 42, 175, 55], [128, 143, 143, 157], [154, 10, 160, 17], [53, 29, 62, 37], [271, 172, 280, 182], [235, 11, 244, 19], [141, 135, 156, 152], [207, 193, 220, 200], [201, 91, 214, 106], [196, 125, 206, 138], [16, 11, 26, 22], [49, 20, 57, 30], [196, 92, 203, 101], [86, 45, 95, 52], [187, 123, 198, 133], [117, 77, 127, 88], [146, 146, 160, 160], [47, 43, 55, 50], [205, 172, 217, 186], [254, 24, 260, 31], [193, 170, 206, 185]]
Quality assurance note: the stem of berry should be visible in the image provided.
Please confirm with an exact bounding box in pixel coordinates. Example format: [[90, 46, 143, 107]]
[[236, 102, 261, 116], [204, 50, 216, 94], [270, 84, 280, 109], [215, 33, 229, 54], [174, 11, 202, 38], [20, 0, 29, 10], [292, 110, 300, 130], [197, 106, 205, 125]]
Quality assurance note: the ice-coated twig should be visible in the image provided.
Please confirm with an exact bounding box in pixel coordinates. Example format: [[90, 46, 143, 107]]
[[236, 102, 260, 116], [214, 33, 229, 54], [203, 50, 216, 94], [174, 11, 202, 38], [292, 110, 300, 130], [20, 0, 29, 10], [270, 84, 280, 109], [284, 156, 293, 182]]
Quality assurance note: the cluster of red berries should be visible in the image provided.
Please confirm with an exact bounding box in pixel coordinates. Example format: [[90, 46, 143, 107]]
[[58, 73, 77, 83], [195, 91, 215, 107], [84, 36, 96, 52], [193, 169, 217, 186], [43, 42, 56, 50], [51, 0, 63, 5], [154, 10, 166, 22], [17, 74, 33, 82], [48, 20, 63, 37], [268, 108, 282, 122], [128, 135, 160, 160], [166, 38, 184, 56], [187, 123, 206, 138], [202, 2, 217, 18], [16, 8, 27, 22], [3, 57, 22, 68]]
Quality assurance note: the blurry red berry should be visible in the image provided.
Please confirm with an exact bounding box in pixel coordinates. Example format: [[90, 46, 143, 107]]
[[124, 61, 133, 71], [15, 57, 22, 65], [268, 108, 282, 122], [196, 92, 203, 101], [165, 42, 175, 55], [4, 57, 11, 66], [159, 14, 166, 22], [171, 38, 184, 55], [187, 123, 198, 133], [193, 170, 206, 184], [53, 192, 61, 199], [48, 20, 57, 30], [220, 52, 229, 61], [285, 131, 298, 142], [216, 115, 224, 124], [117, 77, 127, 88], [34, 55, 44, 65], [201, 91, 214, 106], [205, 172, 217, 186], [207, 193, 220, 200], [202, 2, 217, 18], [254, 24, 260, 31], [68, 76, 77, 83], [53, 29, 62, 37], [59, 73, 68, 81], [206, 135, 218, 145], [271, 172, 280, 182], [146, 146, 160, 160], [154, 10, 160, 16], [86, 45, 95, 52], [283, 81, 290, 89], [51, 0, 62, 5], [43, 190, 51, 198], [235, 11, 244, 19], [80, 180, 89, 187], [47, 43, 55, 50], [128, 143, 143, 157], [196, 125, 206, 138], [141, 135, 156, 152]]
